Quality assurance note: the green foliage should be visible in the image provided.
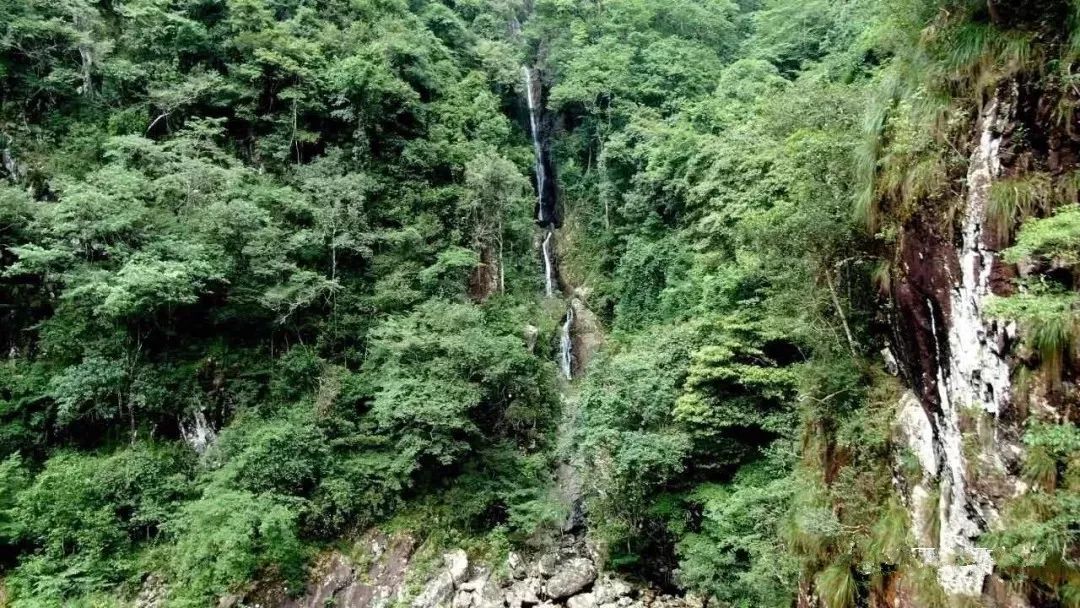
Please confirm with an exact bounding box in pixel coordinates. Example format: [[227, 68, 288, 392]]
[[988, 287, 1080, 379], [215, 412, 329, 497], [389, 445, 563, 541], [363, 300, 557, 465], [675, 456, 799, 608], [815, 561, 857, 608], [987, 421, 1080, 602], [0, 453, 29, 548], [1004, 203, 1080, 265], [166, 489, 304, 607], [6, 445, 194, 604]]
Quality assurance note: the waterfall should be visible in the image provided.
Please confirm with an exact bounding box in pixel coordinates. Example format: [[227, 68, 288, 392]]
[[542, 230, 555, 297], [522, 66, 548, 226], [517, 17, 596, 543], [560, 305, 574, 380], [181, 410, 216, 454], [521, 63, 560, 298], [520, 53, 572, 378]]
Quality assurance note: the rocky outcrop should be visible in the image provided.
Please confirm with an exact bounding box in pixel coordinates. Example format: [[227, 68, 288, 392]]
[[412, 550, 472, 608], [544, 558, 596, 600], [569, 292, 603, 377], [134, 574, 167, 608], [266, 532, 695, 608], [264, 530, 416, 608], [888, 86, 1052, 605]]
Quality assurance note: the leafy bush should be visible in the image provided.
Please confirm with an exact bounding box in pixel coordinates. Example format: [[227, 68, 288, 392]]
[[987, 422, 1080, 604], [988, 287, 1080, 379], [167, 489, 305, 606], [675, 457, 799, 608], [363, 300, 558, 467], [6, 445, 194, 604], [1004, 203, 1080, 265]]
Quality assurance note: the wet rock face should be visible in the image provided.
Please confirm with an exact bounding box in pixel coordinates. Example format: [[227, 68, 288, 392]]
[[887, 85, 1058, 606], [886, 94, 999, 601], [180, 409, 217, 454], [891, 210, 956, 412], [470, 246, 503, 302], [269, 533, 695, 608], [569, 296, 603, 377], [274, 530, 417, 608]]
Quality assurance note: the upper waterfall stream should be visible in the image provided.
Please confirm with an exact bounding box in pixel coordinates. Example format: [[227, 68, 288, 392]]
[[520, 62, 574, 380], [522, 66, 548, 226]]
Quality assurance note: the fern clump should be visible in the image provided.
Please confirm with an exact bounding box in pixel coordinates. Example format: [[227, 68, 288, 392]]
[[1004, 203, 1080, 265], [867, 498, 910, 564], [925, 483, 941, 548], [903, 564, 949, 608], [858, 91, 958, 230], [815, 561, 857, 608], [924, 12, 1042, 98], [987, 287, 1079, 379], [783, 504, 841, 564], [987, 172, 1054, 237], [1024, 445, 1059, 491], [987, 422, 1080, 604]]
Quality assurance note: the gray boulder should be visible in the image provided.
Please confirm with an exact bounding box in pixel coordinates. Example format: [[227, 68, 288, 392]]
[[544, 558, 597, 600], [567, 592, 596, 608], [591, 576, 632, 605], [412, 550, 470, 608], [506, 577, 542, 608]]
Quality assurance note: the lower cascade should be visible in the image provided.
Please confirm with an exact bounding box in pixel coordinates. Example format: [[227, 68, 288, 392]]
[[559, 304, 574, 380], [542, 230, 556, 298]]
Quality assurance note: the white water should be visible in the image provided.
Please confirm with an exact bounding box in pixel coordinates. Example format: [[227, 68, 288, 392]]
[[180, 410, 216, 454], [522, 67, 547, 225], [542, 230, 556, 297], [560, 305, 574, 380], [521, 58, 573, 379]]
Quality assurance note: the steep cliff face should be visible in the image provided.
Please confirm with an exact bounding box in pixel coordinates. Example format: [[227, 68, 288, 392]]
[[889, 78, 1078, 605], [892, 94, 1014, 599]]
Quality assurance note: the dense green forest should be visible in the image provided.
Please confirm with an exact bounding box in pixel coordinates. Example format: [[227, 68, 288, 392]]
[[2, 0, 1080, 606]]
